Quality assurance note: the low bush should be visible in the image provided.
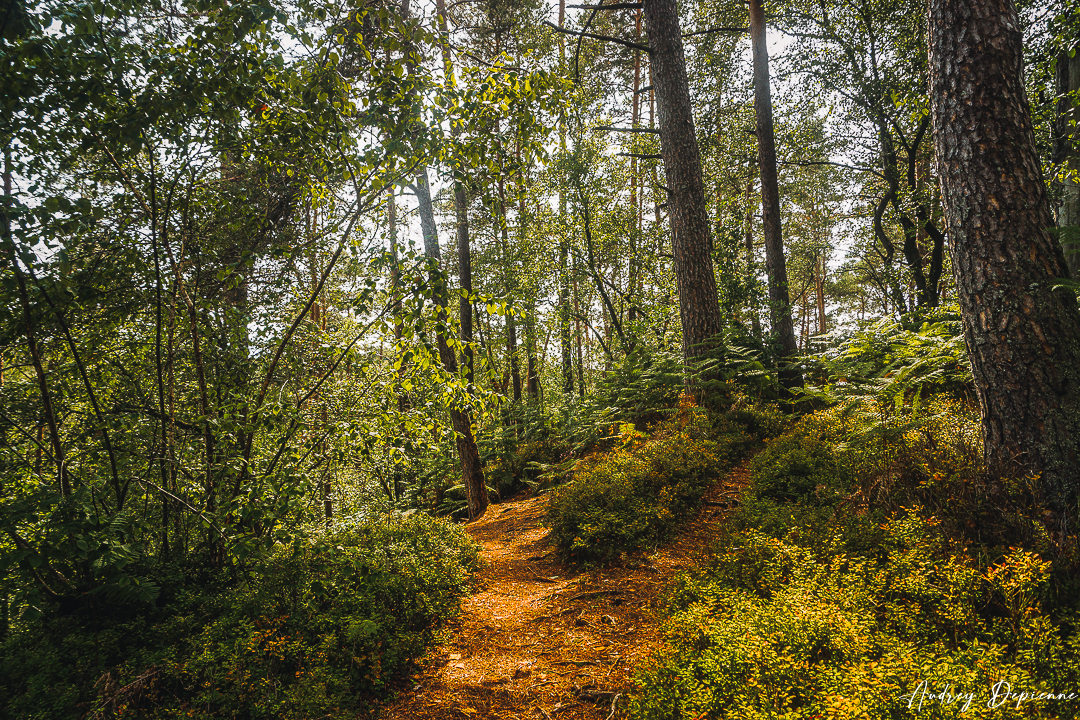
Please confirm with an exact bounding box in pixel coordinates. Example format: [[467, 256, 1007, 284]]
[[629, 512, 1080, 720], [0, 513, 479, 719], [545, 402, 748, 564]]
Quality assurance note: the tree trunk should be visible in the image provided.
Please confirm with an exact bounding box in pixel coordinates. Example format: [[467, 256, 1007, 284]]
[[435, 0, 477, 384], [557, 0, 574, 395], [642, 0, 724, 363], [413, 168, 489, 520], [816, 255, 826, 336], [744, 165, 761, 338], [929, 0, 1080, 535], [628, 9, 643, 334], [749, 0, 801, 389], [1054, 43, 1080, 277]]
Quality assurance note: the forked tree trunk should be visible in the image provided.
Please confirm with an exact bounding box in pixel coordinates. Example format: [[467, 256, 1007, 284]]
[[748, 0, 801, 389], [642, 0, 724, 364], [930, 0, 1080, 535]]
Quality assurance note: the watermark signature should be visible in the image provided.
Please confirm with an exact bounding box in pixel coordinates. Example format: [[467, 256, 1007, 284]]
[[901, 680, 1079, 712]]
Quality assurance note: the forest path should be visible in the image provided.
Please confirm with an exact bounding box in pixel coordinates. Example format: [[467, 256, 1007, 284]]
[[379, 460, 750, 720]]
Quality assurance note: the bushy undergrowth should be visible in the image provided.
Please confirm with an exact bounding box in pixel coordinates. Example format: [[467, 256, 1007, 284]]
[[545, 400, 758, 564], [0, 514, 478, 719], [630, 366, 1080, 719], [630, 513, 1080, 720]]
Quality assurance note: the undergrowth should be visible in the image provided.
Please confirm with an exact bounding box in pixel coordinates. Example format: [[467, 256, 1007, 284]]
[[0, 514, 479, 719], [545, 395, 779, 565], [629, 353, 1080, 719], [629, 513, 1080, 719]]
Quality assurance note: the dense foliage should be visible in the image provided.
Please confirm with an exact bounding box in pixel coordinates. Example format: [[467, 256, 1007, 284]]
[[0, 514, 478, 718], [3, 0, 1078, 715], [628, 393, 1080, 719]]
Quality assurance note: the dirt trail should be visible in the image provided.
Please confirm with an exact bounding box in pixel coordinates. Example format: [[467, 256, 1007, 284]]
[[380, 461, 750, 720]]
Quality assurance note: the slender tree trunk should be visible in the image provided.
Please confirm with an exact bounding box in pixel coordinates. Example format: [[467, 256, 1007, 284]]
[[413, 169, 489, 520], [434, 0, 476, 384], [557, 0, 574, 395], [388, 187, 411, 501], [1055, 43, 1080, 277], [628, 9, 643, 333], [3, 150, 69, 496], [574, 273, 585, 397], [816, 254, 826, 336], [744, 166, 761, 338], [748, 0, 801, 389], [642, 0, 724, 364], [930, 0, 1080, 535], [495, 176, 522, 403]]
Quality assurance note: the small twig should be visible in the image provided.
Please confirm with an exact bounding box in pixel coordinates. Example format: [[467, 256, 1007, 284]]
[[606, 693, 623, 720]]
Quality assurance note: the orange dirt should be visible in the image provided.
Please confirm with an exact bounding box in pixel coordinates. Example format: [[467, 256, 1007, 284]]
[[380, 460, 751, 720]]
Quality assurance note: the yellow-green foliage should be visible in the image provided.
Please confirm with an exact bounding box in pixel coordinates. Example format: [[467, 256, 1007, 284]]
[[546, 406, 747, 564], [747, 398, 985, 519], [629, 513, 1080, 720]]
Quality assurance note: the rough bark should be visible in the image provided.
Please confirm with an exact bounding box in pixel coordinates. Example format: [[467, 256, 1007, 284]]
[[748, 0, 801, 389], [929, 0, 1080, 534], [413, 169, 489, 520], [642, 0, 724, 363]]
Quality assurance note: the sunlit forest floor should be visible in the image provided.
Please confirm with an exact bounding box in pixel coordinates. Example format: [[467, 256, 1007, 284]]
[[382, 461, 753, 720]]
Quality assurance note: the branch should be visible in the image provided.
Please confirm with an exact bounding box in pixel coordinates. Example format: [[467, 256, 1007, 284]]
[[132, 478, 226, 539], [597, 125, 660, 134], [566, 2, 641, 8], [683, 26, 748, 38], [542, 20, 650, 53], [776, 158, 882, 178], [617, 152, 662, 159]]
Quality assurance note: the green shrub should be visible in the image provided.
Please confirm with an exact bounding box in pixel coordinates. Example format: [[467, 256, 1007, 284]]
[[750, 433, 851, 504], [0, 514, 478, 719], [629, 511, 1080, 720], [546, 404, 745, 564]]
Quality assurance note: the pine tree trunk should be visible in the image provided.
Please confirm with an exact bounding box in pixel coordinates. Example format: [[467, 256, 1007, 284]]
[[413, 168, 489, 520], [749, 0, 801, 388], [642, 0, 723, 363], [930, 0, 1080, 534]]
